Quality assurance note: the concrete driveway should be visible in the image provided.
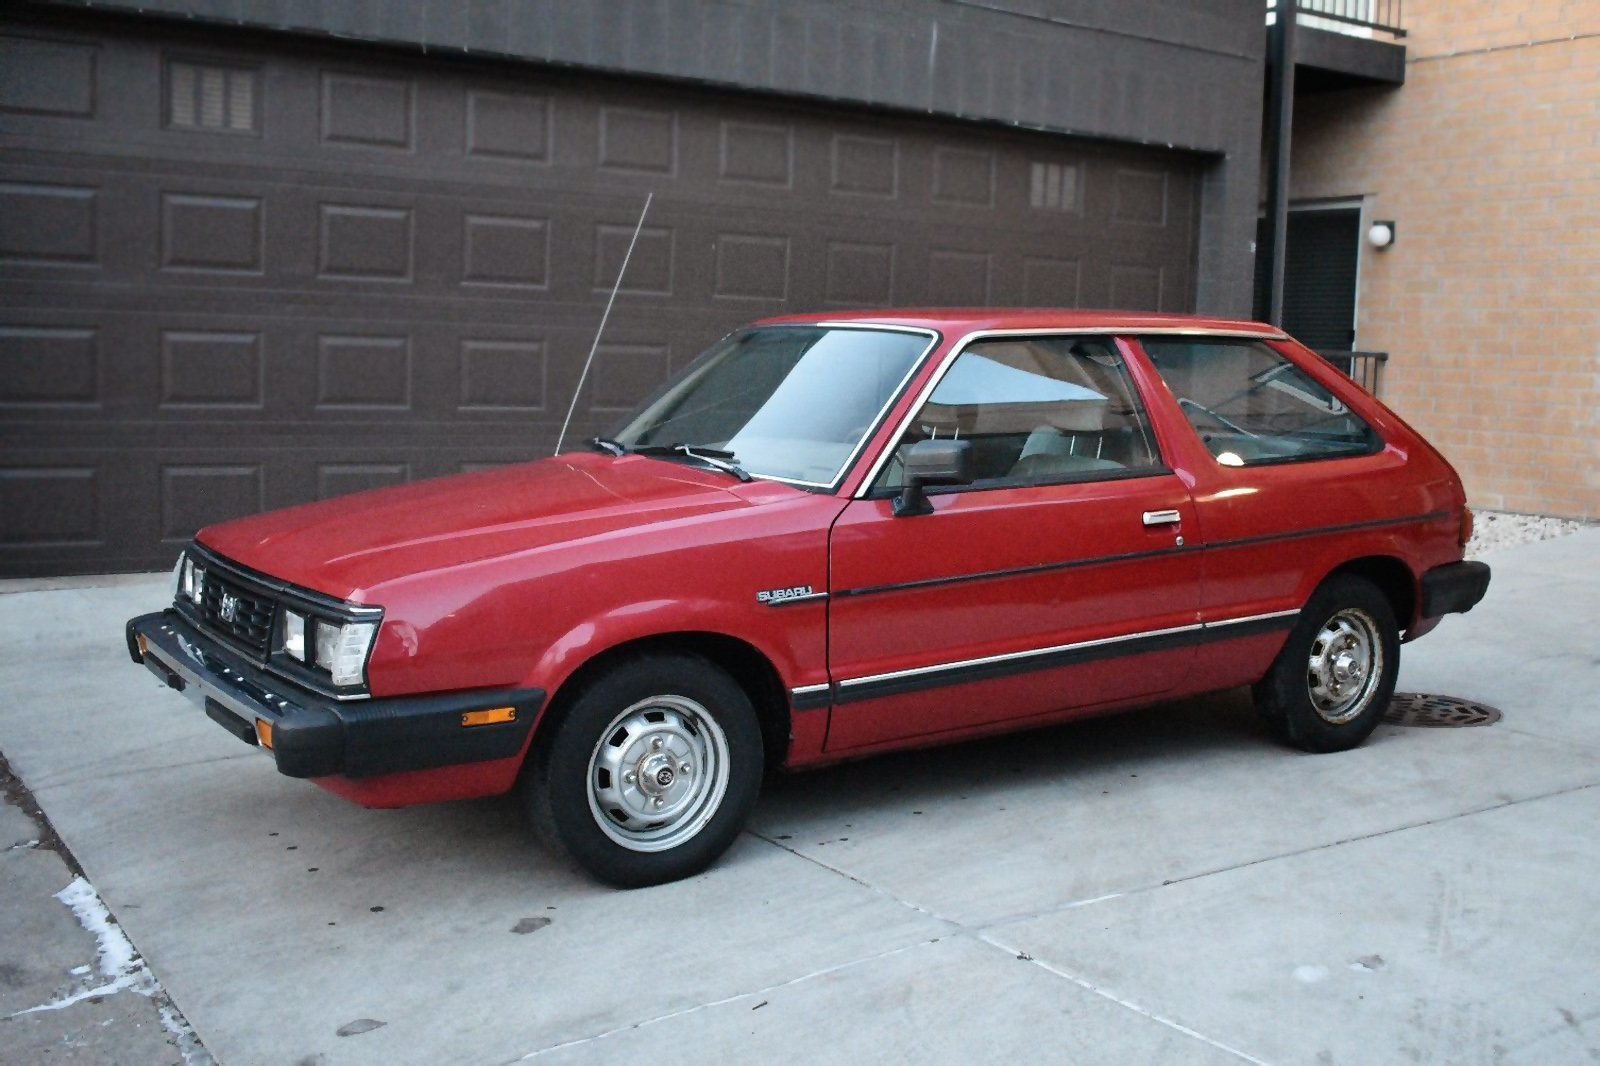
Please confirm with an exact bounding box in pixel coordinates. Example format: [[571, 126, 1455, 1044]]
[[1, 529, 1597, 1064]]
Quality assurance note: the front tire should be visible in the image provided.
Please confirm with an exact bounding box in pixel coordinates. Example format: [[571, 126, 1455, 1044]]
[[1253, 574, 1400, 754], [523, 653, 763, 887]]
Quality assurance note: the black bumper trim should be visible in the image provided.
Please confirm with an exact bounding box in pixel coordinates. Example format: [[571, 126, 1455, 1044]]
[[128, 611, 544, 780], [1419, 560, 1491, 618]]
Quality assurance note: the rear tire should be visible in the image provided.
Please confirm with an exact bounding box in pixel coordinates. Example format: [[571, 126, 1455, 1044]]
[[1253, 574, 1400, 754], [523, 653, 763, 887]]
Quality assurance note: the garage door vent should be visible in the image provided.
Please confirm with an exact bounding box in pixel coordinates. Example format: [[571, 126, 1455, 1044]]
[[1030, 162, 1080, 212], [167, 59, 258, 134]]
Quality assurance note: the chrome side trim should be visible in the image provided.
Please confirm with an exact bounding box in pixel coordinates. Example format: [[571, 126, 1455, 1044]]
[[790, 683, 831, 696], [1201, 608, 1302, 628], [851, 326, 1278, 498], [832, 607, 1303, 693], [837, 621, 1206, 690]]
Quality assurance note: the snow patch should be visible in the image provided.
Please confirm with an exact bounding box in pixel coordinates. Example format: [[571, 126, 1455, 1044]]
[[9, 877, 157, 1015], [7, 876, 215, 1063], [160, 1001, 216, 1065], [59, 876, 145, 982]]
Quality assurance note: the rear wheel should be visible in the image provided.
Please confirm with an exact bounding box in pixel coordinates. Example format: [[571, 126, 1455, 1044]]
[[1253, 574, 1400, 753], [523, 653, 763, 887]]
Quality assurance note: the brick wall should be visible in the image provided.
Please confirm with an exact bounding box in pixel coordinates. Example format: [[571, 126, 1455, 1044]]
[[1289, 1, 1600, 519]]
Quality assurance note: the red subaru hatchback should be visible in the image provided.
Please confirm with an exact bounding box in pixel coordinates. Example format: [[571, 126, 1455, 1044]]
[[128, 310, 1489, 886]]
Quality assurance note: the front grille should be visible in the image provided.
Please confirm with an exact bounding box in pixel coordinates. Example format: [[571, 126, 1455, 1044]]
[[199, 572, 276, 653]]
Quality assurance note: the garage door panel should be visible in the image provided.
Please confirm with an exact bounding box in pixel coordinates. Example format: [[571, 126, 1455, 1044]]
[[0, 15, 1202, 576]]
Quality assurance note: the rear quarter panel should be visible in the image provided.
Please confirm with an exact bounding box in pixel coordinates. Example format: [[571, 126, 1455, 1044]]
[[1124, 334, 1466, 693]]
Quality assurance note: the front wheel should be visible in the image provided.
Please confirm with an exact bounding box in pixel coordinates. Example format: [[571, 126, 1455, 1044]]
[[523, 653, 763, 887], [1253, 574, 1400, 753]]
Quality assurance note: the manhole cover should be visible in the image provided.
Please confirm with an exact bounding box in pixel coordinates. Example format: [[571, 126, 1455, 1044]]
[[1383, 693, 1502, 728]]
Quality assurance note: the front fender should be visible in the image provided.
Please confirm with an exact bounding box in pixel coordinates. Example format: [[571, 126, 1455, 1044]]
[[362, 490, 841, 703]]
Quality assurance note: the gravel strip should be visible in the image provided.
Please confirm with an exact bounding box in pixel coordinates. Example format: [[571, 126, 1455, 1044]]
[[1466, 510, 1584, 558]]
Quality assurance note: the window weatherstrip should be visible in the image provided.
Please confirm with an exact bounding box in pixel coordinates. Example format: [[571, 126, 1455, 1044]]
[[651, 323, 940, 493], [852, 326, 1280, 499]]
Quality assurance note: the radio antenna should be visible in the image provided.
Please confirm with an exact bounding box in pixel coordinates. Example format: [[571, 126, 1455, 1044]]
[[554, 191, 652, 456]]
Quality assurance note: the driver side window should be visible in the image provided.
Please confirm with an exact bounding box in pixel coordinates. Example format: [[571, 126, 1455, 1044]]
[[874, 336, 1162, 492]]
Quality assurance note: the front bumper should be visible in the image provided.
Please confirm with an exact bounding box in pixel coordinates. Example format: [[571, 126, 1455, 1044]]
[[126, 610, 543, 779], [1420, 560, 1492, 619]]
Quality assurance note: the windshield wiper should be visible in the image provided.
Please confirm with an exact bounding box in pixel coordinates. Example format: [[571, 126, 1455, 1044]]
[[587, 436, 627, 456], [631, 443, 752, 482]]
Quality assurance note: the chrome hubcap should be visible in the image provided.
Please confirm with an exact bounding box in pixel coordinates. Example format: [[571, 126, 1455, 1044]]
[[1307, 607, 1383, 725], [587, 695, 730, 853]]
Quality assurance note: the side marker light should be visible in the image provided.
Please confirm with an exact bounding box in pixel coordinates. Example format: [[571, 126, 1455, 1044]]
[[462, 707, 517, 728]]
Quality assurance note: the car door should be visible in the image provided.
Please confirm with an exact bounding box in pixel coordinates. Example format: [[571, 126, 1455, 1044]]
[[825, 334, 1201, 753]]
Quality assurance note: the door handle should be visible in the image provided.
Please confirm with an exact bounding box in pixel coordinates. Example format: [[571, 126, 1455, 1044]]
[[1142, 509, 1182, 527]]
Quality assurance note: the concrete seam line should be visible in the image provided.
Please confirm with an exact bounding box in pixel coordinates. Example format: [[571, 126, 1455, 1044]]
[[745, 828, 959, 927], [511, 934, 953, 1061], [1142, 779, 1600, 896], [977, 933, 1272, 1066], [28, 752, 261, 795], [979, 779, 1600, 933], [1493, 725, 1600, 754]]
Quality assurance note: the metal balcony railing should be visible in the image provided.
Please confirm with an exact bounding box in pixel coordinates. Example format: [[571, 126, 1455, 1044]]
[[1317, 350, 1388, 395], [1267, 0, 1406, 40]]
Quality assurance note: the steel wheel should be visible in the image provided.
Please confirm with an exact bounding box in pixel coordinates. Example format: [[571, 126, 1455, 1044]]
[[1306, 607, 1383, 724], [586, 695, 731, 853]]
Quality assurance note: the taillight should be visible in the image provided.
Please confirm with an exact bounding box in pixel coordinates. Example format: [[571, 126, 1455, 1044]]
[[1460, 507, 1474, 547]]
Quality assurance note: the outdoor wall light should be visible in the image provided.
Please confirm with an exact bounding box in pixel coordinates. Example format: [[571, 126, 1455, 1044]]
[[1368, 220, 1396, 248]]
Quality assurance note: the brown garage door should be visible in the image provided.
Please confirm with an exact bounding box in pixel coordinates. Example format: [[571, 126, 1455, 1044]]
[[0, 14, 1201, 577]]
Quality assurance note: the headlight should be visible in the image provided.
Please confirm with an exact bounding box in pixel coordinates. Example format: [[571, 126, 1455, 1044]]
[[169, 553, 184, 603], [282, 611, 306, 661], [314, 620, 377, 687], [181, 558, 206, 604]]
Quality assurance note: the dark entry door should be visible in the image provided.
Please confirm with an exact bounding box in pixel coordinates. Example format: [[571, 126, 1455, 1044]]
[[1252, 207, 1361, 351]]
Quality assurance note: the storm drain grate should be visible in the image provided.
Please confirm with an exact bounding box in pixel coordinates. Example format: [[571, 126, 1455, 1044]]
[[1383, 692, 1502, 728]]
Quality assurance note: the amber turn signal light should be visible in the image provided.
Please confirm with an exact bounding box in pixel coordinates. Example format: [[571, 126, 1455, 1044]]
[[461, 707, 516, 728], [1460, 507, 1475, 547], [254, 718, 274, 749], [136, 634, 149, 658]]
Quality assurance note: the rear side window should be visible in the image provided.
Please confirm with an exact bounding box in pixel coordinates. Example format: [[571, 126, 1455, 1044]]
[[1141, 339, 1379, 466], [874, 336, 1161, 491]]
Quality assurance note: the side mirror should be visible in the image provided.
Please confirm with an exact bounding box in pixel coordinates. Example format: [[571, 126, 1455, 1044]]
[[893, 439, 974, 517]]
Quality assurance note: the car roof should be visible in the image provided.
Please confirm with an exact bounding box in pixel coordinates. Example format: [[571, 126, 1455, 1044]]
[[753, 307, 1285, 337]]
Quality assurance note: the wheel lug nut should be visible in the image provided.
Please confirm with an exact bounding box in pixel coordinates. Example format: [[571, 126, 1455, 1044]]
[[653, 797, 664, 808], [651, 737, 663, 750], [624, 772, 636, 784]]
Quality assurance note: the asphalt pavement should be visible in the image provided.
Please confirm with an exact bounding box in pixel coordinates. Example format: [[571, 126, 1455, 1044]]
[[0, 528, 1596, 1064]]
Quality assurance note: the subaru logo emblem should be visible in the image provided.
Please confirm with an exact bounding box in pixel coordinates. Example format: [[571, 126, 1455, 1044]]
[[219, 592, 238, 623]]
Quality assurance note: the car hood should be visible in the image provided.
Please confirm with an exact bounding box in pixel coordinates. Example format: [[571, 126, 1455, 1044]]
[[197, 453, 770, 600]]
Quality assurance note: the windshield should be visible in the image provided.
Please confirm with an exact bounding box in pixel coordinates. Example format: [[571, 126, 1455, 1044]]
[[609, 326, 932, 486]]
